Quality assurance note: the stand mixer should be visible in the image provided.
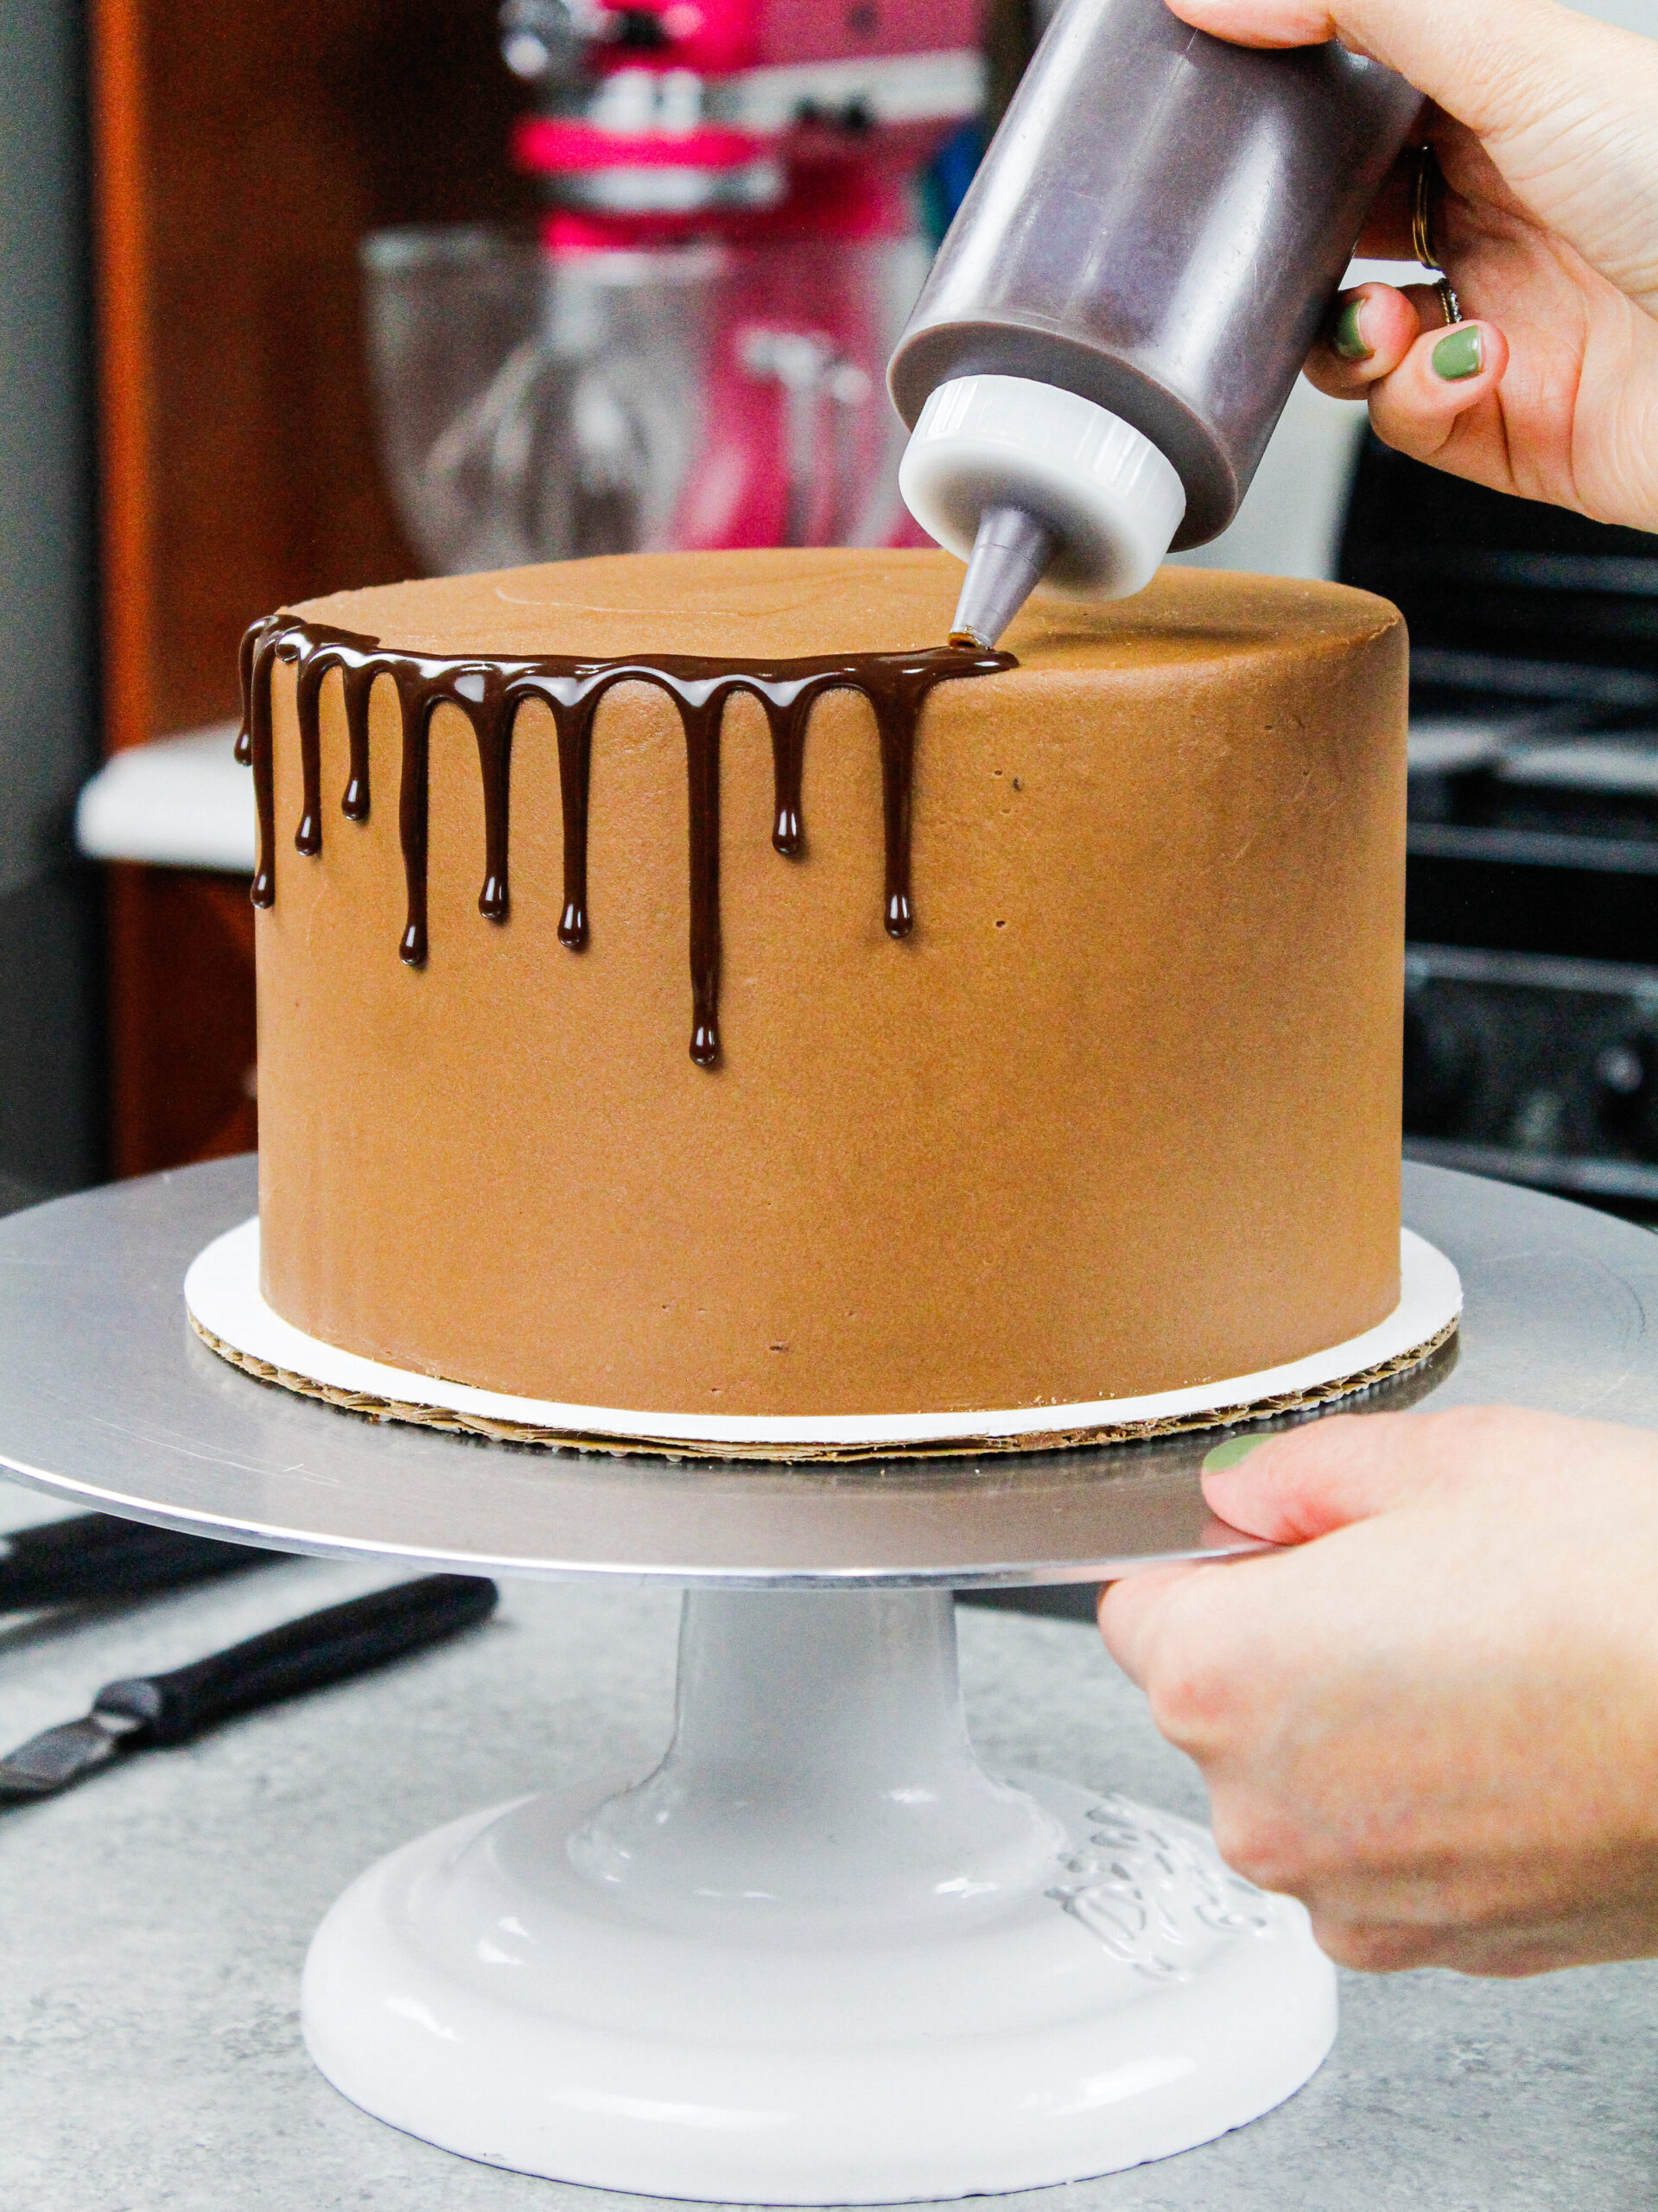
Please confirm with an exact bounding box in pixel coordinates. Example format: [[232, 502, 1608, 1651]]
[[364, 0, 983, 574]]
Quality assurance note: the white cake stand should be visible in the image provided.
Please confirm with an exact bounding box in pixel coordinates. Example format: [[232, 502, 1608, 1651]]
[[3, 1158, 1655, 2202]]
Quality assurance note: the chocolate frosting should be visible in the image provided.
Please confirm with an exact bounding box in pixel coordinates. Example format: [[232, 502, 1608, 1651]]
[[250, 551, 1407, 1427], [238, 616, 1011, 1065]]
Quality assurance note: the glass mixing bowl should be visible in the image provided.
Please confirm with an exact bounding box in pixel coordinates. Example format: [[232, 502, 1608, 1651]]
[[360, 224, 930, 575]]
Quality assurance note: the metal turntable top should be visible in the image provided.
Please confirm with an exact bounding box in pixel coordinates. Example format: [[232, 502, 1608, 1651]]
[[0, 1155, 1652, 1586]]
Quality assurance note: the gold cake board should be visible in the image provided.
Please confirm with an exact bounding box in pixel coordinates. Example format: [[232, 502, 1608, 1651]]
[[186, 1218, 1460, 1465]]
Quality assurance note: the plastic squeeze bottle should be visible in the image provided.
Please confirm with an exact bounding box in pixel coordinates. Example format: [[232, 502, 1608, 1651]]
[[887, 0, 1424, 645]]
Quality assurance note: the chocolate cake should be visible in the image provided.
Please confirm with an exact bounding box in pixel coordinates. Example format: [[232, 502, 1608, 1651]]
[[237, 548, 1407, 1432]]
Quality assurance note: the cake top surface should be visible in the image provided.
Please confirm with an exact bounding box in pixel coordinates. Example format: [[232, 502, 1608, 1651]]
[[294, 550, 1398, 669]]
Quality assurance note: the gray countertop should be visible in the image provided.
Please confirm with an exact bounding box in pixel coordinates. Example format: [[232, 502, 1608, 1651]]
[[2, 1475, 1655, 2212]]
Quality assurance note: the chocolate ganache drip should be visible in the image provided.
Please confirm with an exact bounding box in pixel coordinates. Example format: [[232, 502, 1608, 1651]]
[[237, 614, 1013, 1066]]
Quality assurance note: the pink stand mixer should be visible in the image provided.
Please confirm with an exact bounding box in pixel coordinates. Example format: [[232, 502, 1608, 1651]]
[[363, 0, 983, 571]]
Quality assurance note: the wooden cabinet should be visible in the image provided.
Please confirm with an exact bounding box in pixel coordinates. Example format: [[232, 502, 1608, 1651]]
[[89, 0, 532, 1172], [105, 867, 258, 1177]]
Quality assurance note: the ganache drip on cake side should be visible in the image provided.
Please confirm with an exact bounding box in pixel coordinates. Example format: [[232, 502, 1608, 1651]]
[[236, 614, 1013, 1066]]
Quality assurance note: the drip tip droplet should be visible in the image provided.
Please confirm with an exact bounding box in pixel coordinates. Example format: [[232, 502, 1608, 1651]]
[[950, 505, 1058, 651]]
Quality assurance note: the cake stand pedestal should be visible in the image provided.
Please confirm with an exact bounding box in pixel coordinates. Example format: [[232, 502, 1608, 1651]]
[[3, 1158, 1657, 2201], [303, 1583, 1331, 2198]]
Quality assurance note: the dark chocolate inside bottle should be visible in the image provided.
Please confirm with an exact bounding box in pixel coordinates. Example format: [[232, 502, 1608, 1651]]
[[888, 0, 1423, 544], [237, 615, 1012, 1067]]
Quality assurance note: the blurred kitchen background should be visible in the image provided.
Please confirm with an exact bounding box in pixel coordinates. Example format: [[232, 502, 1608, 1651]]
[[6, 0, 1658, 1219]]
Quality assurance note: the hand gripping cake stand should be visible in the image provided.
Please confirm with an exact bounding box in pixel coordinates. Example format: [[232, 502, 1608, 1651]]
[[3, 1157, 1655, 2201]]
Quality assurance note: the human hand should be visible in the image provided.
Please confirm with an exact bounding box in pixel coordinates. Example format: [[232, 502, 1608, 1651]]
[[1099, 1405, 1658, 1974], [1162, 0, 1658, 531]]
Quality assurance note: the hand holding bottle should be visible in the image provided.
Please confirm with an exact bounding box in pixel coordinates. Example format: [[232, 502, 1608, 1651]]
[[1165, 0, 1658, 532]]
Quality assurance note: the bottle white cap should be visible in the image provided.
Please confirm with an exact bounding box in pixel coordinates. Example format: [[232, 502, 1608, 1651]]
[[898, 373, 1187, 602]]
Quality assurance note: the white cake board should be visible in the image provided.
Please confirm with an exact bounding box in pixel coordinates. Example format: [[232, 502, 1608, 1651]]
[[185, 1217, 1461, 1459]]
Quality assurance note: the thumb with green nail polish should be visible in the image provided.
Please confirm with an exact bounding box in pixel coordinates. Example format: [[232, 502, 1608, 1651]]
[[1202, 1433, 1273, 1473], [1432, 324, 1483, 382]]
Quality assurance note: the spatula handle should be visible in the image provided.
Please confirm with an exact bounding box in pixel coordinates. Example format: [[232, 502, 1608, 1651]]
[[92, 1574, 499, 1745], [0, 1512, 276, 1611]]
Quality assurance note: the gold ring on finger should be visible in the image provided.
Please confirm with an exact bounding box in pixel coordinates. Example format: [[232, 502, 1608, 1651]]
[[1411, 143, 1442, 269], [1412, 147, 1463, 327]]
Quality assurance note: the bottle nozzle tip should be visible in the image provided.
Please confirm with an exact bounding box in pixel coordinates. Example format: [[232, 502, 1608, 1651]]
[[949, 505, 1058, 652]]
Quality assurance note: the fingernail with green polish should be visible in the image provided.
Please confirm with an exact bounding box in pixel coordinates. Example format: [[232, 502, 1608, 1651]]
[[1432, 324, 1483, 381], [1331, 297, 1371, 362], [1203, 1434, 1271, 1474]]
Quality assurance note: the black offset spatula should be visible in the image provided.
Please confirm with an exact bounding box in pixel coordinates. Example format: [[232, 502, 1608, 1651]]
[[0, 1573, 499, 1802], [0, 1511, 278, 1611]]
